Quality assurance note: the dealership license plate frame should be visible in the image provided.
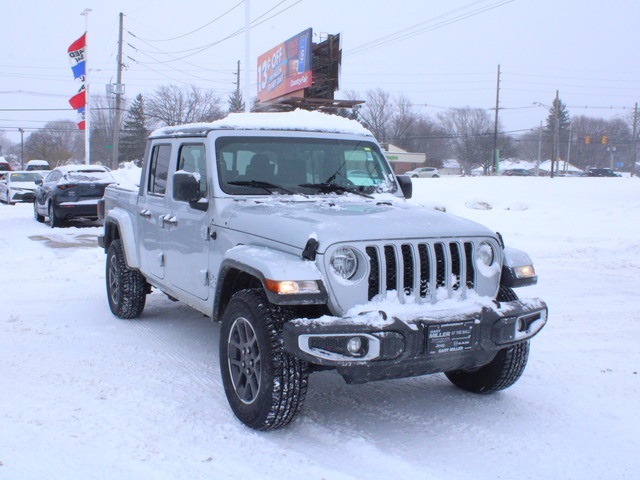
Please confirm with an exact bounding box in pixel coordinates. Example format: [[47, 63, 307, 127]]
[[426, 320, 476, 354]]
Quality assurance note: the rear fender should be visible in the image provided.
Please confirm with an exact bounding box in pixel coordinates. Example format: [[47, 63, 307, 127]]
[[104, 208, 140, 269]]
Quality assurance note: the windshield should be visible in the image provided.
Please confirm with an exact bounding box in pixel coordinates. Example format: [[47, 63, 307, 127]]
[[65, 170, 114, 183], [216, 136, 396, 196]]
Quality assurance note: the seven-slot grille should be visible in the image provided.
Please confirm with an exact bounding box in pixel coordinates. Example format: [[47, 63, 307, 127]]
[[365, 241, 476, 301]]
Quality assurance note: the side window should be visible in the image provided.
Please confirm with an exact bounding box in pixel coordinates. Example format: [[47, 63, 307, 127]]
[[176, 143, 207, 198], [148, 144, 171, 195]]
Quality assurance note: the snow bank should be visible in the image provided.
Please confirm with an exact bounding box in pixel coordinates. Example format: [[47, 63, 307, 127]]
[[1, 175, 639, 479]]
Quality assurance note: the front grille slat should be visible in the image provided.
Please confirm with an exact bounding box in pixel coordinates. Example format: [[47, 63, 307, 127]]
[[365, 239, 481, 304], [384, 245, 397, 293]]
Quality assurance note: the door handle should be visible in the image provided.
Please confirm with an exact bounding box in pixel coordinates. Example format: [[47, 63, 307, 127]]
[[139, 209, 151, 218], [162, 214, 178, 226]]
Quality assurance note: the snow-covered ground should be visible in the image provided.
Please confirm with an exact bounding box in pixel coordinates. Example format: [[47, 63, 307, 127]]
[[1, 175, 639, 479]]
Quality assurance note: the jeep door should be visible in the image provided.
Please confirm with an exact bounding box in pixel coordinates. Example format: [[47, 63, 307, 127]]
[[139, 143, 171, 280], [164, 142, 211, 301]]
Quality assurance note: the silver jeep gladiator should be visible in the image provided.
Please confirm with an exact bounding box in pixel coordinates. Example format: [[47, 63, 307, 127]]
[[99, 110, 547, 430]]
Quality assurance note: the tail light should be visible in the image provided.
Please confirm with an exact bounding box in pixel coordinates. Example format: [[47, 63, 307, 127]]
[[56, 183, 77, 191]]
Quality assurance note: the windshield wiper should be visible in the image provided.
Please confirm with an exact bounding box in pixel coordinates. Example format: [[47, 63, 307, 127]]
[[298, 182, 373, 199], [228, 180, 298, 195]]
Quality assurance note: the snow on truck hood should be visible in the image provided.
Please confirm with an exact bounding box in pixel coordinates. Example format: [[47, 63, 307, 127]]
[[150, 110, 373, 137], [224, 196, 496, 253]]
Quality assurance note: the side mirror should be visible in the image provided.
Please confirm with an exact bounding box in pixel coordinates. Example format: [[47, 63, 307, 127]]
[[396, 175, 412, 199], [35, 179, 43, 186], [173, 171, 208, 211]]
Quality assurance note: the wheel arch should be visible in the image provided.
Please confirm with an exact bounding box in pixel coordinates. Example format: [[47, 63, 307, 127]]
[[103, 210, 140, 269], [213, 246, 327, 320]]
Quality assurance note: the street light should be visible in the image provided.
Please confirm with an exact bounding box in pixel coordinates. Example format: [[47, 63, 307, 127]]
[[607, 146, 617, 170], [533, 92, 560, 178], [18, 128, 24, 169]]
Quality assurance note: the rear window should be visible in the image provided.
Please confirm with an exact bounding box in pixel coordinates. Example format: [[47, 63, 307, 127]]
[[65, 170, 114, 182]]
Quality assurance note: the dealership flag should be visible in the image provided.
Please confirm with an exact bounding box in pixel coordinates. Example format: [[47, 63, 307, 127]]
[[76, 106, 86, 130], [67, 33, 87, 130], [69, 86, 86, 110], [67, 33, 86, 80]]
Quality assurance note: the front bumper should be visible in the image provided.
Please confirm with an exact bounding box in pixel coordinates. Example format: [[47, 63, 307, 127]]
[[283, 298, 547, 384], [9, 190, 35, 202]]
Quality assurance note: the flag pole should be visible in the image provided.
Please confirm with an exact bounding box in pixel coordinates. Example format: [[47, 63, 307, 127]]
[[81, 8, 92, 165]]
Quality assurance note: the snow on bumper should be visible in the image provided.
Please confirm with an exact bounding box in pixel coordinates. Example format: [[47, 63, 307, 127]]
[[283, 298, 547, 384]]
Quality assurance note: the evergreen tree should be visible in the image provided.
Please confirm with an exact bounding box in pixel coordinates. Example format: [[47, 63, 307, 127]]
[[227, 89, 245, 113], [119, 94, 149, 164], [545, 96, 571, 145]]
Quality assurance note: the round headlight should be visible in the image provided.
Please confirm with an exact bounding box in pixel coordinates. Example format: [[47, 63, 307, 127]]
[[476, 242, 495, 266], [330, 247, 359, 280]]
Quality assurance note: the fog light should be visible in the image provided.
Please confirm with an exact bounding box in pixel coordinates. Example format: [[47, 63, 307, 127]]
[[347, 337, 363, 355]]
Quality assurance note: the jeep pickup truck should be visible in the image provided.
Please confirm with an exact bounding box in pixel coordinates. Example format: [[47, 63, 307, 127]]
[[99, 110, 547, 430]]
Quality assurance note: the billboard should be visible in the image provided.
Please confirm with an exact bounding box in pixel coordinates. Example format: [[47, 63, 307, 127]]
[[257, 28, 312, 103]]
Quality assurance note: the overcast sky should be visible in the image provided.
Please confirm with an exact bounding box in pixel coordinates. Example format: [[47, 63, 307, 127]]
[[1, 0, 638, 145]]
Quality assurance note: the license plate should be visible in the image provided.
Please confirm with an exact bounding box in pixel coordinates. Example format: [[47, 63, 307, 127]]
[[426, 321, 475, 354]]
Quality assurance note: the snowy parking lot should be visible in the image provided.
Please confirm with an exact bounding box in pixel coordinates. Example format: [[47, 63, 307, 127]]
[[1, 176, 639, 479]]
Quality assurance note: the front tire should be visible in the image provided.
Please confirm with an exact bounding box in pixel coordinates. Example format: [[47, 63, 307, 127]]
[[445, 286, 530, 393], [445, 341, 530, 393], [34, 201, 45, 223], [106, 239, 147, 319], [220, 289, 308, 430]]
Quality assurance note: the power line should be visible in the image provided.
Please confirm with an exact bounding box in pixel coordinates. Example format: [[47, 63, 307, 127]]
[[126, 0, 302, 63], [346, 0, 515, 57], [129, 1, 244, 42]]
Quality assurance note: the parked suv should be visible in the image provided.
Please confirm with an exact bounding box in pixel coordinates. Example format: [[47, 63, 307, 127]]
[[581, 168, 621, 177], [25, 159, 51, 172], [404, 166, 439, 178], [34, 164, 115, 227]]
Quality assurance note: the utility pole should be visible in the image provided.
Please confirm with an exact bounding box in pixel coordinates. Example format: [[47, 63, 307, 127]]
[[111, 12, 125, 170], [235, 60, 241, 96], [244, 0, 251, 113], [19, 128, 24, 169], [632, 102, 638, 177], [536, 121, 542, 176], [565, 121, 572, 174], [550, 89, 559, 179], [492, 64, 500, 175]]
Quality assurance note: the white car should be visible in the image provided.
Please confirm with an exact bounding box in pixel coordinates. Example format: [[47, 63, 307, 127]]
[[25, 159, 51, 172], [404, 167, 439, 178], [0, 171, 43, 204]]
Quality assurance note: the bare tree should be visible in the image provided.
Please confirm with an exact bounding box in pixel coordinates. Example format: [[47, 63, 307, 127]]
[[24, 120, 84, 165], [570, 116, 631, 171], [90, 94, 117, 167], [438, 107, 494, 175], [388, 95, 417, 147], [357, 88, 394, 143], [147, 84, 225, 127]]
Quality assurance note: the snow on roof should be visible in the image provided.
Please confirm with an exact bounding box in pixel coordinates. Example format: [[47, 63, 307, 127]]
[[441, 159, 460, 169], [150, 109, 373, 138], [56, 164, 110, 173], [537, 160, 582, 172]]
